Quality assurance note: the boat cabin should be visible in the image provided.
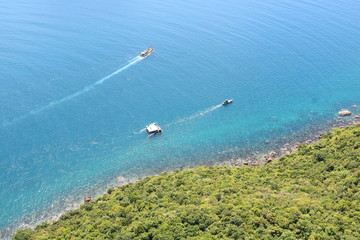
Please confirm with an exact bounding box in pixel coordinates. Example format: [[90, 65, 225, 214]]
[[140, 48, 154, 58], [146, 123, 162, 134], [222, 99, 233, 105]]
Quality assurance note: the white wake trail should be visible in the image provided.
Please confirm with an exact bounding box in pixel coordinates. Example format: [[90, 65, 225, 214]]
[[2, 56, 143, 128], [165, 104, 222, 127], [134, 104, 222, 134], [134, 128, 147, 134]]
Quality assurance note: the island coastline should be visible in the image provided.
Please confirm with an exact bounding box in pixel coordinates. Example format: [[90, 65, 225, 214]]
[[6, 105, 358, 239]]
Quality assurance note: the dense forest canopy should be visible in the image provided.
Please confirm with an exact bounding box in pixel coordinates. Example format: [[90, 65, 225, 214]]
[[14, 124, 360, 239]]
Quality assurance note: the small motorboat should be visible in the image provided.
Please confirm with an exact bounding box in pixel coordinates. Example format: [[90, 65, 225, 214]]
[[140, 48, 154, 58], [146, 122, 162, 135], [222, 99, 233, 105]]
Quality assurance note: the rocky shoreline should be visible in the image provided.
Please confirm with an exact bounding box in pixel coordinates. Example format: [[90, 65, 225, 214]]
[[228, 105, 359, 167]]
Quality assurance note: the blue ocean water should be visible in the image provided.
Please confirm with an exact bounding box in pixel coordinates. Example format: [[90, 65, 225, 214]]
[[0, 0, 359, 237]]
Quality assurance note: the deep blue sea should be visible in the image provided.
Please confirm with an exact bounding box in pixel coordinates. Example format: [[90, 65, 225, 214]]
[[1, 0, 360, 237]]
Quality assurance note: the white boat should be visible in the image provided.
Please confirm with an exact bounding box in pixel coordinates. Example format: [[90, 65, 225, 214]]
[[146, 122, 162, 135]]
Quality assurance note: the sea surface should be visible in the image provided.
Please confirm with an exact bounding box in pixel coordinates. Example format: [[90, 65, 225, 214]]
[[0, 0, 360, 238]]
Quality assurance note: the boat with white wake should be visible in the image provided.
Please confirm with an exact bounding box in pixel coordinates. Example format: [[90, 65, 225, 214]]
[[140, 48, 154, 58], [222, 99, 233, 105], [146, 122, 162, 136]]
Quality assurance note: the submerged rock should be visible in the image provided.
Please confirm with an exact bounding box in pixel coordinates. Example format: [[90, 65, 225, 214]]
[[269, 151, 276, 157], [84, 196, 92, 203], [338, 110, 351, 116], [117, 176, 126, 183]]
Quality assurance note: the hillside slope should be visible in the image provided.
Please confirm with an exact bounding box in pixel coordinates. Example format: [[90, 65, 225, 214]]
[[14, 124, 360, 240]]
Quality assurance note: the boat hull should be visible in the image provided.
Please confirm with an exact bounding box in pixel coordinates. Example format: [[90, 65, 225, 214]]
[[140, 48, 154, 58], [146, 122, 162, 134], [222, 99, 233, 105]]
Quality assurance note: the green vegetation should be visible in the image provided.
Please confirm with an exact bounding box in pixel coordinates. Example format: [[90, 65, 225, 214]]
[[14, 124, 360, 240]]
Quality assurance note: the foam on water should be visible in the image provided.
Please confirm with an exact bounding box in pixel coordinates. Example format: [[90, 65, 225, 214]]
[[166, 104, 223, 126], [135, 104, 222, 133]]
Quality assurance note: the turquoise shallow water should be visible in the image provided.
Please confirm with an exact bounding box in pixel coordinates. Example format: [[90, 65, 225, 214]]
[[0, 0, 360, 237]]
